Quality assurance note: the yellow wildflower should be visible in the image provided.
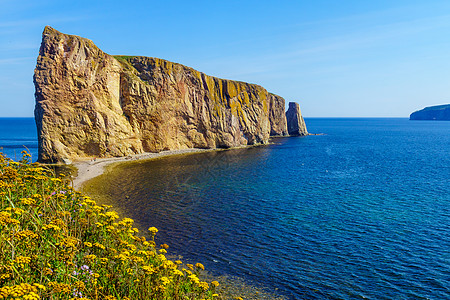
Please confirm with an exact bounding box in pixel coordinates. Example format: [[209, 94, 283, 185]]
[[84, 254, 97, 261], [188, 274, 200, 284], [198, 281, 209, 291], [19, 198, 36, 205], [148, 226, 158, 234], [33, 283, 46, 290], [13, 256, 31, 265], [42, 224, 61, 231], [183, 268, 192, 275], [93, 242, 105, 249], [0, 212, 20, 226], [43, 267, 53, 275], [105, 211, 119, 220], [161, 276, 170, 286], [14, 230, 38, 240], [142, 265, 155, 275], [158, 254, 167, 261]]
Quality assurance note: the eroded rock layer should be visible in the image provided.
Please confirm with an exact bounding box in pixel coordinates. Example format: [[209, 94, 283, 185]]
[[34, 26, 305, 163]]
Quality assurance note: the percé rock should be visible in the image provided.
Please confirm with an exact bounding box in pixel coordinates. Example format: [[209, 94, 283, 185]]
[[410, 104, 450, 121], [286, 102, 308, 136], [34, 26, 306, 163]]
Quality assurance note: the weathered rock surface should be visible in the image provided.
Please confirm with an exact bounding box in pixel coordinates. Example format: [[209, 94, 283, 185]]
[[34, 26, 306, 163], [410, 104, 450, 120], [286, 102, 308, 136]]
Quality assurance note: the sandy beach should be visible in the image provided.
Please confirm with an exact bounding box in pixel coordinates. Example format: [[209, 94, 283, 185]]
[[72, 148, 212, 190]]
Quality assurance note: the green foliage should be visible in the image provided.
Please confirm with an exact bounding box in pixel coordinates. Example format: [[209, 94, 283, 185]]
[[113, 56, 136, 64], [0, 151, 221, 299]]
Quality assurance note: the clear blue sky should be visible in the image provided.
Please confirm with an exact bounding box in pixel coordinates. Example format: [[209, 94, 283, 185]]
[[1, 0, 450, 117]]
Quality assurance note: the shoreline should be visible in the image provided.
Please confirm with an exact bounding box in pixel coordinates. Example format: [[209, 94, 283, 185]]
[[73, 144, 288, 300], [70, 135, 314, 190], [71, 148, 215, 190]]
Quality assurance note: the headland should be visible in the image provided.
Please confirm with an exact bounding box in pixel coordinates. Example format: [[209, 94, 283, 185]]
[[34, 26, 308, 164]]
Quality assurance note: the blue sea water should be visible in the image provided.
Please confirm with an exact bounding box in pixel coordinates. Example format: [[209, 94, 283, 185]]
[[0, 118, 38, 162], [2, 118, 450, 299]]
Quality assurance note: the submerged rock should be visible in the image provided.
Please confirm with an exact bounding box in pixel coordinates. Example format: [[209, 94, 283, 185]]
[[34, 26, 307, 163], [286, 102, 308, 136], [410, 104, 450, 121]]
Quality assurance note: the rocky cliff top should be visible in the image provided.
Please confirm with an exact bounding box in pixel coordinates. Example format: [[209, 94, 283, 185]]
[[34, 26, 306, 163]]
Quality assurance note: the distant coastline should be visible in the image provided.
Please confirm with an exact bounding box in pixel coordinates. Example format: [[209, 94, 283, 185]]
[[410, 104, 450, 121]]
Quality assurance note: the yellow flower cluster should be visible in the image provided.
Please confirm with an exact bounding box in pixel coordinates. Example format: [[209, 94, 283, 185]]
[[0, 151, 223, 299], [13, 256, 31, 268], [148, 226, 158, 234], [0, 273, 11, 280], [19, 197, 36, 205], [211, 281, 220, 287], [47, 282, 71, 293], [104, 211, 119, 220], [93, 242, 105, 249], [0, 211, 19, 226], [14, 230, 39, 240], [84, 254, 97, 261], [0, 283, 44, 299]]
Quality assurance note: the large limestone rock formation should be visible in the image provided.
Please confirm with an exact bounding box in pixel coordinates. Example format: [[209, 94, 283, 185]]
[[34, 26, 306, 163], [286, 102, 308, 136]]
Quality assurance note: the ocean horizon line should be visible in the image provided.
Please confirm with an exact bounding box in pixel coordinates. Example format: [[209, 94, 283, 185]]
[[0, 116, 412, 119]]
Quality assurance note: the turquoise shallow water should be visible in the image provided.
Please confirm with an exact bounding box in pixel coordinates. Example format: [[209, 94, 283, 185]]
[[2, 118, 450, 299]]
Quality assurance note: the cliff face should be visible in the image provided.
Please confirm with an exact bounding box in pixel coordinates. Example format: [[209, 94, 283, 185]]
[[286, 102, 308, 136], [34, 27, 305, 163], [410, 104, 450, 121]]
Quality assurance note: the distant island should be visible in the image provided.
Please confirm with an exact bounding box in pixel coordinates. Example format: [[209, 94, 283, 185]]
[[34, 26, 308, 163], [410, 104, 450, 121]]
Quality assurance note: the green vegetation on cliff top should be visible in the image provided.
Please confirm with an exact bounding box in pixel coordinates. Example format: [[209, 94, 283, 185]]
[[112, 55, 272, 120], [112, 55, 270, 93]]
